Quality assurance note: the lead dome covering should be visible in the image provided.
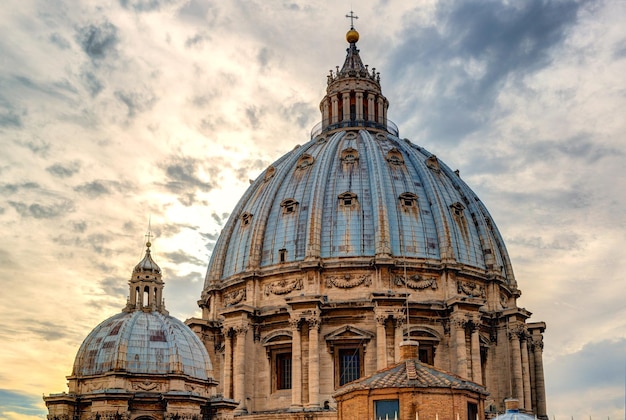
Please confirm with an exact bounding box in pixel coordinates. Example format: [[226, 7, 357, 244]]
[[72, 310, 212, 379], [205, 130, 516, 288]]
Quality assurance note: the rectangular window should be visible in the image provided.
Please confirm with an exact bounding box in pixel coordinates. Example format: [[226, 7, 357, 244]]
[[275, 352, 292, 390], [338, 348, 361, 386], [375, 399, 399, 420]]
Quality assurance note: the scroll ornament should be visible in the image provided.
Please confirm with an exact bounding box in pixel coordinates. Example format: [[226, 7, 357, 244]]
[[264, 278, 303, 296], [326, 273, 371, 288], [223, 288, 246, 306], [457, 280, 485, 298], [393, 274, 438, 290]]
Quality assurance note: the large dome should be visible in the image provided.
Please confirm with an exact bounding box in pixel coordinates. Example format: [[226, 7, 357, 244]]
[[206, 127, 515, 289], [72, 310, 212, 379], [193, 25, 547, 419]]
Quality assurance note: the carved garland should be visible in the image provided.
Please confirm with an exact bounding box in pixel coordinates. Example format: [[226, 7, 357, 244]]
[[131, 380, 162, 391], [457, 280, 485, 298], [326, 274, 371, 288], [223, 288, 246, 306], [393, 274, 438, 290], [264, 278, 303, 296]]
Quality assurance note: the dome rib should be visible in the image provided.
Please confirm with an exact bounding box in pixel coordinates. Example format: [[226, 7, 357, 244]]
[[304, 134, 343, 261]]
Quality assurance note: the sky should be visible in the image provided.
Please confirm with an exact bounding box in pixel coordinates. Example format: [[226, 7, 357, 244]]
[[0, 0, 625, 419]]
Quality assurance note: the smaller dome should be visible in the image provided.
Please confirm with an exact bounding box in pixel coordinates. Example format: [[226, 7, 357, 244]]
[[346, 29, 359, 43], [72, 311, 212, 380], [133, 242, 161, 273]]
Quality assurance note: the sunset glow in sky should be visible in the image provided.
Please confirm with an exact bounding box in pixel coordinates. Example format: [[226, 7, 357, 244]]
[[1, 1, 625, 419]]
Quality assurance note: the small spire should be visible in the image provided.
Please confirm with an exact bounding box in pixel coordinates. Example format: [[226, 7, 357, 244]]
[[145, 216, 153, 248]]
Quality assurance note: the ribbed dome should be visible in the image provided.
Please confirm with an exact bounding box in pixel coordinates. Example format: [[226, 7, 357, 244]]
[[205, 129, 515, 288], [72, 310, 212, 379]]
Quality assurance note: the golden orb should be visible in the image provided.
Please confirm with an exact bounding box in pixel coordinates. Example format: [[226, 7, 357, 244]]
[[346, 29, 359, 44]]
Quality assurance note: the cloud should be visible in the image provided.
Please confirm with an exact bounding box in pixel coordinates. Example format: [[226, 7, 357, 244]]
[[49, 32, 71, 50], [46, 161, 81, 178], [0, 109, 24, 128], [114, 88, 157, 118], [0, 389, 46, 419], [75, 21, 119, 62], [158, 156, 216, 205], [8, 199, 74, 219], [119, 0, 184, 12], [163, 250, 205, 265], [389, 0, 583, 142], [185, 31, 211, 48], [73, 179, 133, 198], [0, 249, 19, 269], [21, 138, 51, 157], [81, 70, 104, 97], [0, 182, 40, 195], [546, 338, 626, 414]]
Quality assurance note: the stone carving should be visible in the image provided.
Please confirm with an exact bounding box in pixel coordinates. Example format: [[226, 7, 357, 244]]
[[500, 292, 509, 308], [91, 411, 129, 420], [264, 278, 303, 296], [457, 280, 485, 298], [165, 414, 201, 420], [393, 274, 437, 290], [223, 288, 246, 306], [131, 380, 162, 391], [263, 166, 276, 182], [426, 155, 441, 173], [84, 381, 106, 392], [326, 273, 371, 288]]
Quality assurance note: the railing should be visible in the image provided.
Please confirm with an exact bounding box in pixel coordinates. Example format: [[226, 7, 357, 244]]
[[310, 118, 399, 139]]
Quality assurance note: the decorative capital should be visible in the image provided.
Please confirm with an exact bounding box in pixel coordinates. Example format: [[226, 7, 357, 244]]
[[233, 324, 249, 336]]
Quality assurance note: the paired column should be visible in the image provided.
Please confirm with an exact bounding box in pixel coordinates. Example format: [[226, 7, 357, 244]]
[[307, 315, 320, 409], [375, 312, 387, 370], [532, 334, 548, 418], [331, 97, 339, 124], [342, 93, 350, 122], [393, 313, 406, 363], [521, 332, 532, 411], [469, 320, 482, 384], [290, 318, 302, 409], [222, 328, 233, 399], [233, 324, 248, 414], [509, 326, 524, 407], [452, 315, 468, 378]]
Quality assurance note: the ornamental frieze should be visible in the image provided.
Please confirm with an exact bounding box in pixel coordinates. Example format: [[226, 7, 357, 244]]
[[264, 278, 303, 296], [90, 412, 129, 420], [393, 274, 438, 290], [223, 288, 246, 306], [326, 273, 371, 288], [457, 280, 485, 298], [131, 380, 162, 391]]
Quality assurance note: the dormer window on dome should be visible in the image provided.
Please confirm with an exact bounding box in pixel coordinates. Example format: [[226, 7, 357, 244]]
[[338, 191, 358, 207], [340, 147, 359, 164], [296, 154, 315, 170], [241, 212, 253, 226], [280, 199, 299, 215], [387, 148, 404, 166], [399, 192, 418, 209]]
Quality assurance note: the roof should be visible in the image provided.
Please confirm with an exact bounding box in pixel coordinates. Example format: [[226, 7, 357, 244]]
[[72, 310, 212, 380], [333, 358, 488, 398]]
